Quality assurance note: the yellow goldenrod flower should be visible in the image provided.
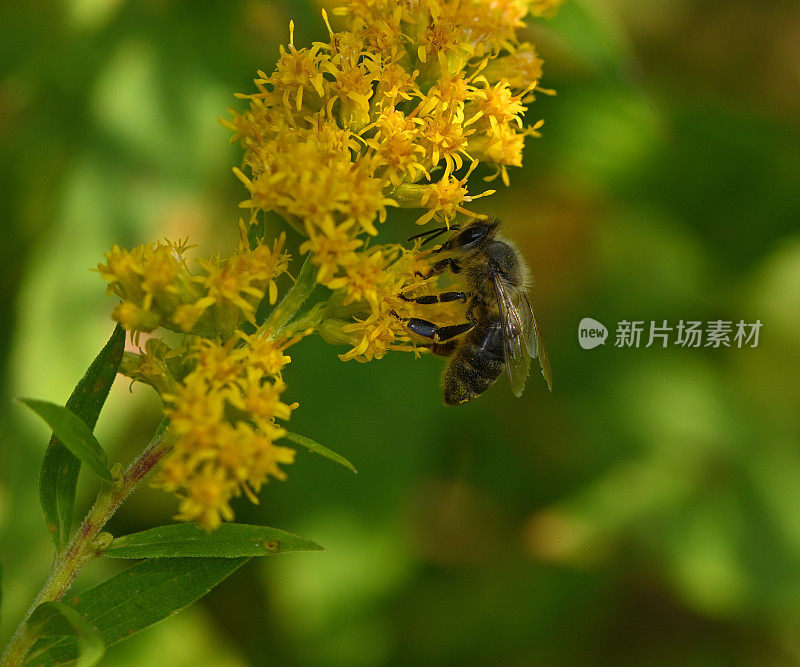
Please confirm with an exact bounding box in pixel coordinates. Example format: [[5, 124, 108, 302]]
[[119, 338, 183, 397], [98, 240, 198, 339], [226, 0, 559, 303], [338, 312, 409, 362], [299, 219, 363, 285], [267, 23, 327, 111], [237, 330, 297, 378], [175, 465, 236, 532], [111, 301, 161, 335], [482, 42, 543, 88]]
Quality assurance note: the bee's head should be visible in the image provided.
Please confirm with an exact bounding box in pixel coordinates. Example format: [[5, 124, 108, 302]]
[[406, 218, 502, 253], [443, 218, 501, 252]]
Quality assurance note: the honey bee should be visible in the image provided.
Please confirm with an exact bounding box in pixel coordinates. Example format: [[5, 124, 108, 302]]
[[396, 218, 553, 405]]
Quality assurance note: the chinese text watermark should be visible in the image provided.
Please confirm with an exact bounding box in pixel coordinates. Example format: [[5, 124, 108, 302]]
[[578, 319, 762, 349]]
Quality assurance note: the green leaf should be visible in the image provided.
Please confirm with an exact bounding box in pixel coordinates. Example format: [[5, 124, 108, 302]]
[[21, 400, 113, 483], [38, 325, 125, 551], [25, 557, 249, 666], [284, 431, 357, 473], [26, 601, 104, 667], [104, 523, 324, 558]]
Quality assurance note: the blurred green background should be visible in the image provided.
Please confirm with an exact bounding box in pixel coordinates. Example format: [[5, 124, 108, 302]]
[[2, 0, 800, 664]]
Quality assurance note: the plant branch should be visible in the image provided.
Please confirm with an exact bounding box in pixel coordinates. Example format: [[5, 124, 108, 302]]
[[0, 420, 173, 667]]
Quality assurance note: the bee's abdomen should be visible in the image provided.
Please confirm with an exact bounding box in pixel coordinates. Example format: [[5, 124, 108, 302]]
[[442, 319, 505, 405]]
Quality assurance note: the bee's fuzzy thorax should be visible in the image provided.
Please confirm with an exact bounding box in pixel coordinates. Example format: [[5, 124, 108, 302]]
[[494, 234, 532, 289]]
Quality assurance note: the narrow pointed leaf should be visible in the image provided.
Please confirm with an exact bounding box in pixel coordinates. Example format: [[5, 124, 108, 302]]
[[25, 557, 249, 666], [104, 523, 324, 558], [284, 431, 357, 473], [38, 325, 125, 550], [26, 601, 104, 667], [261, 253, 317, 332], [22, 400, 113, 483], [246, 215, 266, 249]]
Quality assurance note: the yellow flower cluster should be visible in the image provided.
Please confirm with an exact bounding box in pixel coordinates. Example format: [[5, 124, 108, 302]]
[[98, 225, 303, 529], [98, 227, 290, 342], [227, 0, 550, 286], [99, 0, 561, 528], [224, 0, 559, 362], [155, 337, 298, 531]]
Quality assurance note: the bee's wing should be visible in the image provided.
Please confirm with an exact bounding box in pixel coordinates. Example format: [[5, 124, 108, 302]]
[[491, 273, 532, 398], [523, 294, 553, 391]]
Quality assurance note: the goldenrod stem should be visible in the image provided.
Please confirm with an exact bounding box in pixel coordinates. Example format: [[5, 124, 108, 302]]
[[0, 421, 172, 667]]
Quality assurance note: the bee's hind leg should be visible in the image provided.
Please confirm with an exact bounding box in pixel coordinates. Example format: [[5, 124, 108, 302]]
[[390, 311, 474, 343], [398, 291, 468, 304]]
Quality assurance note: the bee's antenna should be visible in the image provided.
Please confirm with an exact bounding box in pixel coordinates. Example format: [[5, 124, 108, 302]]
[[407, 224, 460, 246]]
